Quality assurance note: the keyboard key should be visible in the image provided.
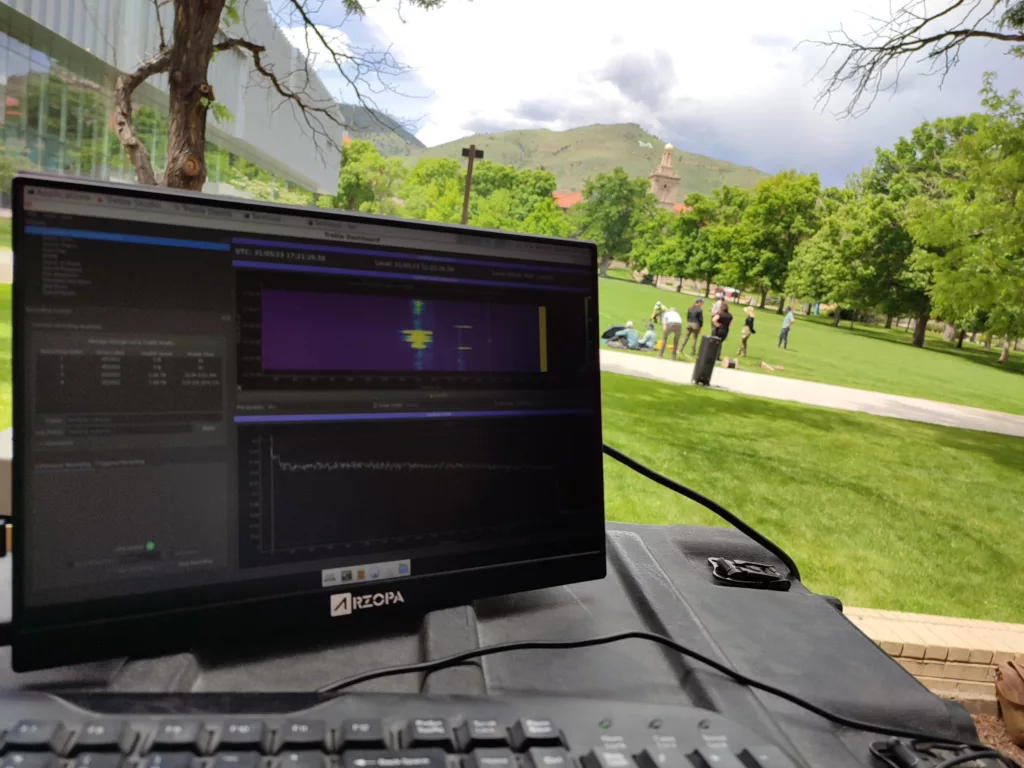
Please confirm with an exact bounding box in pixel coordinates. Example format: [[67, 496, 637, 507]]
[[582, 749, 634, 768], [401, 720, 454, 752], [342, 750, 447, 768], [3, 722, 66, 752], [71, 723, 129, 754], [524, 748, 571, 768], [634, 750, 689, 768], [211, 753, 261, 768], [339, 721, 387, 750], [689, 749, 744, 768], [737, 747, 794, 768], [455, 721, 507, 750], [464, 748, 516, 768], [279, 752, 325, 768], [509, 721, 564, 751], [150, 723, 202, 753], [140, 754, 192, 768], [217, 722, 266, 750], [279, 723, 326, 751], [72, 755, 123, 768], [0, 754, 58, 768]]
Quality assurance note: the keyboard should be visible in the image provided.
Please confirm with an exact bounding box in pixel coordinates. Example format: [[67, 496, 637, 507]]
[[0, 694, 794, 768]]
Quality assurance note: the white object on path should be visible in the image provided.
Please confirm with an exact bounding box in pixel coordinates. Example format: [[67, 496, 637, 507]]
[[600, 349, 1024, 438]]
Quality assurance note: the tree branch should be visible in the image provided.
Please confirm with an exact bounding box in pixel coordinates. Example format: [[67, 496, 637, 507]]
[[151, 0, 168, 50], [806, 0, 1024, 117], [113, 48, 171, 185], [215, 36, 346, 159]]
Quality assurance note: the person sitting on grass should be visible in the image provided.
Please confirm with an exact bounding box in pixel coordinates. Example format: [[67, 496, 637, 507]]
[[608, 321, 639, 350], [737, 305, 756, 357], [638, 323, 657, 350]]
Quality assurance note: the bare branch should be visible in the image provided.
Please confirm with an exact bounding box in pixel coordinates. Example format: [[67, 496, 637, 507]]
[[216, 36, 345, 160], [805, 0, 1024, 117], [151, 0, 168, 50], [113, 48, 171, 185]]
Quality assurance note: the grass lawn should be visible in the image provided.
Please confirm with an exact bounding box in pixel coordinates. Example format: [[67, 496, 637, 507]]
[[602, 372, 1024, 624], [598, 276, 1024, 414], [0, 219, 9, 251]]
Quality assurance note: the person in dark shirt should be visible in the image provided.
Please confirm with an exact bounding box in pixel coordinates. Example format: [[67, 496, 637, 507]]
[[712, 304, 733, 360], [737, 305, 756, 357], [680, 298, 704, 357]]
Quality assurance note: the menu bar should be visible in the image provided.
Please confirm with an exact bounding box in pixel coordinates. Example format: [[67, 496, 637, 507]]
[[23, 185, 593, 267]]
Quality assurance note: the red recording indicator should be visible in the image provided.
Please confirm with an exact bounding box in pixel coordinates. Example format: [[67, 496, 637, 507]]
[[97, 197, 104, 204]]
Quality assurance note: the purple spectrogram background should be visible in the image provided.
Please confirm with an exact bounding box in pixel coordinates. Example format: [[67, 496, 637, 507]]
[[261, 290, 544, 372]]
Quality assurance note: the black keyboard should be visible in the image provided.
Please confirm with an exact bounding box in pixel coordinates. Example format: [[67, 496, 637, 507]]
[[0, 695, 794, 768]]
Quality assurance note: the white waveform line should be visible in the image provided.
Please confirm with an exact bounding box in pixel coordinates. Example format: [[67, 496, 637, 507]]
[[269, 451, 549, 474]]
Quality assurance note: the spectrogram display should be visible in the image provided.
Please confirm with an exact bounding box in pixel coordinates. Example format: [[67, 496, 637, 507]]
[[261, 290, 544, 372]]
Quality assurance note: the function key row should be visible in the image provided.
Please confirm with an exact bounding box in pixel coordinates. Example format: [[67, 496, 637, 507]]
[[0, 719, 566, 757]]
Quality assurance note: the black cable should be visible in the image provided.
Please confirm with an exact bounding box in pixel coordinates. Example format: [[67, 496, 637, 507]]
[[316, 629, 1002, 757], [602, 443, 801, 581]]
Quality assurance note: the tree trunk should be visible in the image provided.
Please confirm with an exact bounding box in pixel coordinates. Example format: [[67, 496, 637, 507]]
[[162, 0, 226, 190], [983, 332, 992, 350], [884, 313, 893, 329], [833, 307, 841, 327], [776, 296, 784, 315], [998, 340, 1010, 363], [676, 279, 682, 293], [912, 314, 929, 348], [703, 281, 711, 298], [956, 329, 966, 348], [969, 331, 977, 343], [759, 288, 767, 309], [942, 322, 957, 343], [599, 254, 611, 278], [805, 302, 812, 316]]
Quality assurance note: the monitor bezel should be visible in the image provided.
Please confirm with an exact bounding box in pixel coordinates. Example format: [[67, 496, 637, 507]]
[[10, 173, 607, 672]]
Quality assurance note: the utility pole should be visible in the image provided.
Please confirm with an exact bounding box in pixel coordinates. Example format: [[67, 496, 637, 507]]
[[460, 144, 484, 225]]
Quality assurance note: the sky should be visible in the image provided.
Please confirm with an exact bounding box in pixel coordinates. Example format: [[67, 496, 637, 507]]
[[274, 0, 1024, 187]]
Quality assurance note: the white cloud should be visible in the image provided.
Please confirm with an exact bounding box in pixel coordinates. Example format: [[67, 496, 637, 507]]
[[281, 24, 351, 72], [358, 0, 1024, 184]]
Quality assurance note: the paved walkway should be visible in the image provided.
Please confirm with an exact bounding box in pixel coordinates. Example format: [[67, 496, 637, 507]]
[[0, 249, 11, 284], [600, 349, 1024, 438]]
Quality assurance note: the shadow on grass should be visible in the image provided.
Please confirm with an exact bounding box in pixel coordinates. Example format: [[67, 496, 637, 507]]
[[801, 315, 1023, 376], [604, 377, 1024, 473]]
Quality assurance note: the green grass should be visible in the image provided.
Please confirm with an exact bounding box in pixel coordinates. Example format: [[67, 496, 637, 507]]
[[599, 276, 1024, 414], [602, 372, 1024, 623], [407, 123, 768, 194], [0, 219, 10, 251]]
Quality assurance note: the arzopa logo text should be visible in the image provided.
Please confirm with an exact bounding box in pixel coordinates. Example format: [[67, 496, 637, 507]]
[[330, 591, 405, 617]]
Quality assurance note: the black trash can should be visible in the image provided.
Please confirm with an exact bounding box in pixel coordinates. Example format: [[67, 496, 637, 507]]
[[692, 336, 720, 386]]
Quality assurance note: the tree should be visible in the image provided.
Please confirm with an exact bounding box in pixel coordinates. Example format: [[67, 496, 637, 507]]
[[905, 74, 1024, 361], [740, 171, 821, 311], [577, 168, 656, 277], [811, 0, 1024, 117], [113, 0, 442, 190], [520, 198, 575, 238], [334, 139, 407, 214]]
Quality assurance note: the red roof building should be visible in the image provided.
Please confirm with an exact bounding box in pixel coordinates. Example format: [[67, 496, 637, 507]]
[[552, 191, 583, 209]]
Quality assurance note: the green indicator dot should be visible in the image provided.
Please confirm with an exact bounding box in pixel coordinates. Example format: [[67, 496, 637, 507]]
[[598, 719, 612, 730], [145, 541, 156, 552]]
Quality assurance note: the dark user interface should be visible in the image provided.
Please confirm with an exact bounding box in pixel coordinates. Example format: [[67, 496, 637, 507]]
[[17, 184, 603, 613]]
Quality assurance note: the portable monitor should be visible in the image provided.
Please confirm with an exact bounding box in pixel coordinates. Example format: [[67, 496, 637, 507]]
[[11, 174, 605, 670]]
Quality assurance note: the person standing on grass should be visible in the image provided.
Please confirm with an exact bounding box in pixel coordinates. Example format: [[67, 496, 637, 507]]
[[778, 306, 795, 349], [737, 305, 756, 357], [711, 291, 726, 317], [658, 306, 683, 360], [712, 303, 733, 360], [681, 298, 704, 357], [651, 301, 665, 326]]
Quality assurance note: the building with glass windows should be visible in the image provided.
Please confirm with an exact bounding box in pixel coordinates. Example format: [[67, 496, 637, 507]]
[[0, 0, 343, 205]]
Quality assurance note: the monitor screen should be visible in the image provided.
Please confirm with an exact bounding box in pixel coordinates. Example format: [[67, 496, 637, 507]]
[[11, 175, 605, 670]]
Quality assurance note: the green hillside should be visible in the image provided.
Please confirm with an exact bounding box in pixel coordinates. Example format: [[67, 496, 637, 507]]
[[340, 105, 425, 157], [405, 123, 768, 196]]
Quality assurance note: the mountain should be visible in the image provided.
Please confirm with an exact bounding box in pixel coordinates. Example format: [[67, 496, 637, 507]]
[[404, 123, 768, 196], [340, 105, 425, 157]]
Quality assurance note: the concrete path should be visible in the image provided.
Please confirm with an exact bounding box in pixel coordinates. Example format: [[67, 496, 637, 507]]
[[0, 250, 10, 284], [600, 349, 1024, 438]]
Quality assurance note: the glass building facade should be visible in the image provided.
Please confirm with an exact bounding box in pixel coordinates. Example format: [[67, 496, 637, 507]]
[[0, 2, 340, 206]]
